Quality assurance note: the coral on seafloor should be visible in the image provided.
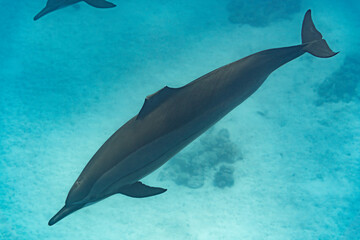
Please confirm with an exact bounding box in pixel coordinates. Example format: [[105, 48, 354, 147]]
[[226, 0, 301, 26], [158, 128, 242, 189], [315, 55, 360, 105], [213, 165, 235, 188]]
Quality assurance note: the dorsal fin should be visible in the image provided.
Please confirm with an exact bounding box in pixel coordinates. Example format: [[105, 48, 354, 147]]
[[136, 86, 179, 120]]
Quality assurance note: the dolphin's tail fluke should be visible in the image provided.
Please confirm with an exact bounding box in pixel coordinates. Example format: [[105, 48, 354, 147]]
[[301, 10, 338, 58], [48, 204, 83, 226]]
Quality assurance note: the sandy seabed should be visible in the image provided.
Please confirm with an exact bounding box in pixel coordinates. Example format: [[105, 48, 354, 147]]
[[0, 0, 359, 239]]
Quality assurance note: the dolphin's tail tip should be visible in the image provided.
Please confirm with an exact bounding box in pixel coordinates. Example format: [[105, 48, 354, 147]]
[[301, 9, 338, 58]]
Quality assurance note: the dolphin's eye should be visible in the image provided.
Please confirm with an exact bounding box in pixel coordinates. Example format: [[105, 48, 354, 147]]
[[75, 179, 82, 186]]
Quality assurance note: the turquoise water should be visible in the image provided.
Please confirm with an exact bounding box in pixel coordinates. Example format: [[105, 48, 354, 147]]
[[1, 0, 359, 239]]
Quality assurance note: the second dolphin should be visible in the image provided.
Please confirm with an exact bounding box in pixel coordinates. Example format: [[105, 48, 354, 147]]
[[34, 0, 116, 21]]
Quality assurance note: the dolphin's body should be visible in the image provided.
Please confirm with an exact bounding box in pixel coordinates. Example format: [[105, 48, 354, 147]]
[[48, 10, 338, 225], [34, 0, 116, 21]]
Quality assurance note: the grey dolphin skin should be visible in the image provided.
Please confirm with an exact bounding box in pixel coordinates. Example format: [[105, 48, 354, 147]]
[[48, 10, 338, 226], [34, 0, 116, 21]]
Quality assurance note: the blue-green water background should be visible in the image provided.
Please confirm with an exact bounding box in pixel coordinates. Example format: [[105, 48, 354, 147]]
[[1, 0, 359, 239]]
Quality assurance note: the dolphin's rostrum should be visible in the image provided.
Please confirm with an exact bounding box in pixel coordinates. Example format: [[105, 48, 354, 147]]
[[34, 0, 116, 21], [48, 10, 338, 226]]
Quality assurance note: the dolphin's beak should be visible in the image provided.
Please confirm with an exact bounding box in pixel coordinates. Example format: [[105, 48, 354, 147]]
[[48, 204, 83, 226], [34, 7, 54, 21]]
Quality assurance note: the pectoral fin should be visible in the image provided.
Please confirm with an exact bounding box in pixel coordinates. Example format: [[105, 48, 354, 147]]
[[83, 0, 116, 8], [119, 182, 167, 198]]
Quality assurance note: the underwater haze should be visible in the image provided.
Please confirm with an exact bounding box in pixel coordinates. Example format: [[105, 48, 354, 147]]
[[1, 0, 360, 239]]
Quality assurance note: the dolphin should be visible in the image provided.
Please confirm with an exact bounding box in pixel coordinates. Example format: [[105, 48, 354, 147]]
[[34, 0, 116, 21], [48, 10, 338, 226]]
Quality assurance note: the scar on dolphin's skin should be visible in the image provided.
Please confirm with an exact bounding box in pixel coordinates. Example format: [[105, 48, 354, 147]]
[[48, 10, 338, 226], [34, 0, 116, 21]]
